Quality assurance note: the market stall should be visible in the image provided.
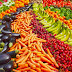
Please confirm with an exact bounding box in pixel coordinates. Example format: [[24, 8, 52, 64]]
[[0, 0, 72, 72]]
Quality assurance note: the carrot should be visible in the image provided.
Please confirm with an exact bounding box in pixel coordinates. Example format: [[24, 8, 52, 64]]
[[31, 58, 40, 67], [47, 49, 53, 57], [18, 40, 27, 47], [30, 69, 37, 72], [37, 53, 45, 57], [32, 58, 40, 61], [41, 67, 55, 72], [41, 56, 53, 65], [18, 44, 21, 49], [27, 61, 36, 69], [30, 53, 33, 58], [16, 54, 20, 59], [41, 67, 50, 72], [16, 56, 26, 63], [18, 63, 25, 66], [52, 57, 59, 68], [47, 65, 58, 71], [13, 62, 17, 68], [17, 64, 28, 70], [13, 69, 19, 72], [45, 54, 54, 63], [21, 50, 31, 63], [38, 61, 52, 72], [35, 44, 41, 51], [20, 67, 30, 71], [35, 68, 41, 72], [20, 49, 28, 56]]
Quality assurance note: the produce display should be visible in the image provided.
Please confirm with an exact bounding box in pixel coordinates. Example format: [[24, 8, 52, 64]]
[[0, 0, 72, 72], [0, 0, 15, 13], [44, 5, 72, 20], [43, 0, 72, 9]]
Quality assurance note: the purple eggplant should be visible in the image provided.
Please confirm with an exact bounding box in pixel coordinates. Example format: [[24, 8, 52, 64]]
[[0, 19, 2, 23], [0, 38, 2, 42], [6, 50, 19, 58], [2, 20, 6, 25], [0, 34, 3, 38], [0, 53, 11, 65], [11, 15, 16, 20], [11, 33, 20, 38], [2, 35, 10, 42], [9, 37, 16, 43], [14, 11, 20, 15], [3, 15, 10, 22], [0, 25, 5, 33], [3, 60, 14, 72], [1, 30, 12, 34]]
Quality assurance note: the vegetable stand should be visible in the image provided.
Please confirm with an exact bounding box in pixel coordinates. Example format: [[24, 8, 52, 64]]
[[0, 0, 72, 72]]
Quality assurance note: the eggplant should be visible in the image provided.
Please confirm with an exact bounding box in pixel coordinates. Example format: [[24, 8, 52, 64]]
[[0, 68, 5, 72], [10, 13, 15, 16], [0, 38, 2, 42], [2, 20, 6, 25], [0, 53, 11, 65], [14, 11, 20, 15], [1, 30, 12, 34], [0, 25, 5, 33], [11, 33, 20, 38], [3, 15, 10, 22], [4, 28, 11, 32], [5, 23, 11, 29], [11, 15, 16, 20], [16, 8, 20, 11], [0, 45, 9, 53], [2, 35, 10, 42], [6, 50, 19, 58], [0, 64, 5, 69], [3, 60, 14, 72], [9, 18, 13, 22], [0, 19, 2, 23], [9, 37, 16, 43], [0, 34, 3, 38], [5, 42, 9, 46]]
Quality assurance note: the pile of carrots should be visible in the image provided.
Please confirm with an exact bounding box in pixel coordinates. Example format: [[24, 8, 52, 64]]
[[9, 11, 59, 72], [0, 0, 29, 19], [45, 9, 72, 29]]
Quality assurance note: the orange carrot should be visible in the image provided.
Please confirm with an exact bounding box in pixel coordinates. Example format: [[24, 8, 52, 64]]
[[38, 61, 52, 72], [17, 64, 28, 70], [18, 40, 27, 47], [35, 68, 41, 72], [27, 61, 36, 69], [30, 69, 37, 72], [35, 44, 41, 51], [16, 56, 26, 63], [41, 56, 53, 65], [31, 58, 40, 67], [37, 53, 45, 57], [20, 67, 30, 71], [52, 57, 59, 68], [21, 50, 31, 63], [47, 65, 58, 71], [47, 49, 53, 57], [41, 67, 55, 72]]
